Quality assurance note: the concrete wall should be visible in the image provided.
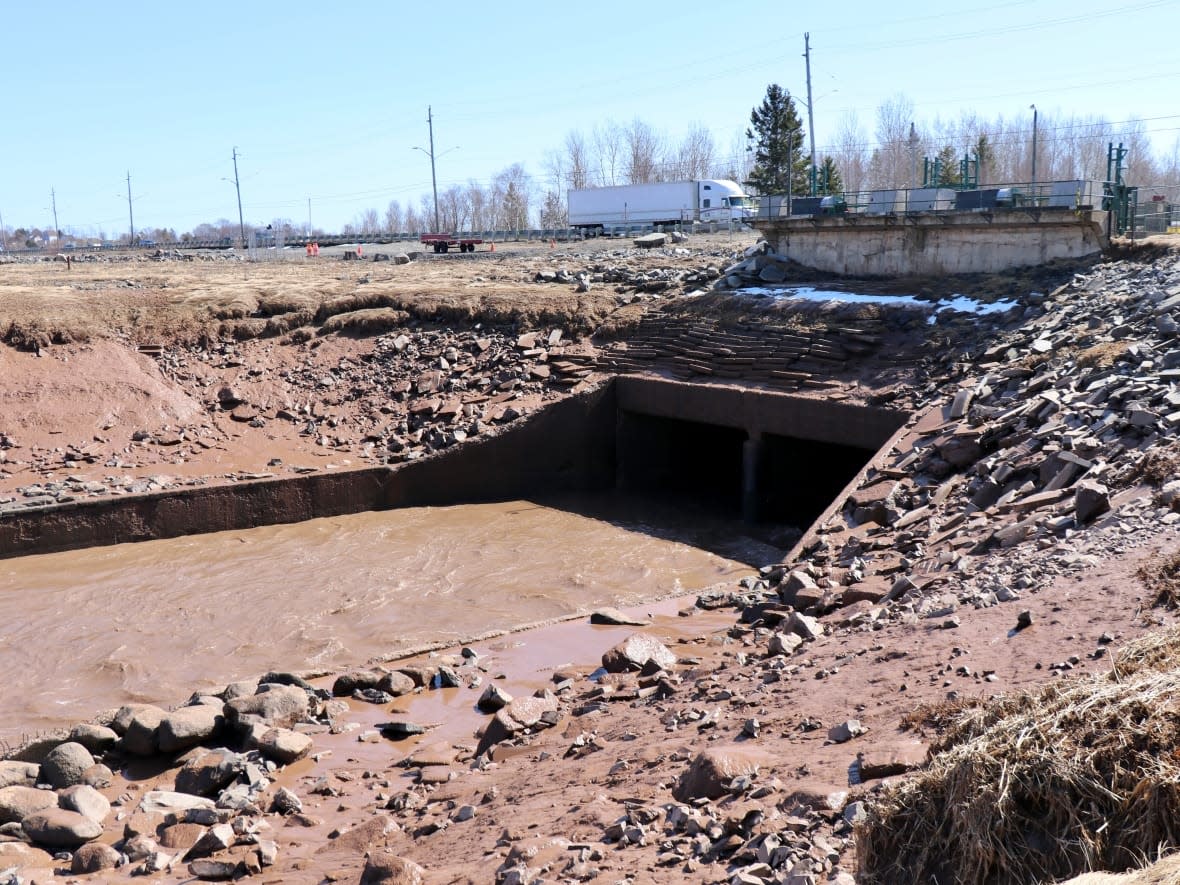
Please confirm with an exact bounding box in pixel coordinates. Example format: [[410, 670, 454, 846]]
[[0, 377, 904, 559], [382, 383, 618, 508], [0, 385, 618, 560], [0, 468, 393, 559], [615, 376, 907, 448], [755, 207, 1108, 277]]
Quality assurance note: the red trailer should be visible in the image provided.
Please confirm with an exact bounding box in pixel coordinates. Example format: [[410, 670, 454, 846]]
[[420, 233, 484, 253]]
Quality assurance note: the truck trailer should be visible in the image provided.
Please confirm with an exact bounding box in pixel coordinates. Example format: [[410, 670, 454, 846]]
[[567, 180, 755, 229]]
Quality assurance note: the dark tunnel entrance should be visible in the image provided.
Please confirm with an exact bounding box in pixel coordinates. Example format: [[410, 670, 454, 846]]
[[615, 408, 879, 530], [756, 433, 877, 525], [616, 411, 747, 513]]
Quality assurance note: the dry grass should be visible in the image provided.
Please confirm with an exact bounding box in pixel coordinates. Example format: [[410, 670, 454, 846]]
[[1133, 448, 1180, 488], [1136, 551, 1180, 609], [1077, 340, 1133, 369], [858, 626, 1180, 884], [897, 696, 984, 736], [0, 255, 620, 348]]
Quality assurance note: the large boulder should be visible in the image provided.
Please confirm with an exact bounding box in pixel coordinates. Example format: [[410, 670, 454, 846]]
[[175, 748, 242, 797], [158, 704, 225, 753], [0, 842, 54, 869], [331, 669, 385, 696], [22, 808, 104, 848], [475, 695, 559, 756], [255, 727, 313, 765], [634, 233, 668, 249], [673, 746, 774, 801], [118, 705, 169, 756], [137, 790, 217, 817], [361, 849, 426, 884], [40, 742, 95, 789], [68, 723, 119, 754], [0, 785, 57, 823], [71, 841, 122, 874], [111, 703, 166, 735], [1075, 480, 1111, 524], [224, 683, 310, 728], [0, 761, 38, 789], [601, 633, 677, 673], [58, 784, 111, 823]]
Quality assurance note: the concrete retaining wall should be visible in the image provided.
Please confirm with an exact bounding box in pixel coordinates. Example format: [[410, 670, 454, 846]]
[[0, 377, 904, 559], [615, 376, 906, 447], [0, 386, 618, 560], [755, 207, 1109, 276]]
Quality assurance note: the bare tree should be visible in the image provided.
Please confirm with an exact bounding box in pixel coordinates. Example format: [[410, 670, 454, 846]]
[[675, 123, 715, 180], [625, 118, 664, 183], [830, 111, 869, 194], [384, 200, 403, 234], [869, 94, 916, 189], [714, 130, 754, 185], [357, 208, 380, 236], [404, 203, 421, 234], [565, 130, 591, 190], [466, 181, 490, 231], [594, 121, 625, 186], [539, 190, 566, 228], [493, 164, 531, 229]]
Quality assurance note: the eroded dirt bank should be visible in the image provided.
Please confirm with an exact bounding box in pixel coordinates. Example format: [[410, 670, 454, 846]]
[[2, 235, 1180, 884]]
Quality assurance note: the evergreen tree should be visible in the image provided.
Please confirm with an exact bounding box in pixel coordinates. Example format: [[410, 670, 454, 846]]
[[973, 134, 995, 184], [745, 84, 808, 195], [817, 156, 844, 195], [935, 144, 962, 187]]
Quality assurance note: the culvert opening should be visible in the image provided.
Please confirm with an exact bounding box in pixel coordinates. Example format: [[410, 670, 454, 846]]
[[615, 410, 881, 530], [757, 433, 878, 525], [0, 377, 909, 568], [616, 411, 747, 513]]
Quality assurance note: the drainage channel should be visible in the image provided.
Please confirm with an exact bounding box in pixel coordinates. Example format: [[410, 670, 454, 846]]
[[0, 377, 908, 742], [0, 377, 908, 560]]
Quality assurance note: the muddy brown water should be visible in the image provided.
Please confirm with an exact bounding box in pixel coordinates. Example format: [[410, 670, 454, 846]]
[[0, 493, 769, 746]]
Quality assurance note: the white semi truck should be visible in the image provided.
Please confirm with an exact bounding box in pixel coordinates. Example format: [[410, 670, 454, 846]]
[[567, 179, 756, 229]]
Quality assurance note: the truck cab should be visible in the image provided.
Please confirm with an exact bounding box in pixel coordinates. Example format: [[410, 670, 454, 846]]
[[699, 180, 757, 222]]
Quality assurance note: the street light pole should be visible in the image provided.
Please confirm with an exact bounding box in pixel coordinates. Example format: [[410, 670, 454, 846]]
[[803, 33, 816, 195], [427, 106, 439, 232], [126, 171, 135, 244], [1029, 104, 1038, 193], [232, 147, 245, 248], [413, 108, 459, 234]]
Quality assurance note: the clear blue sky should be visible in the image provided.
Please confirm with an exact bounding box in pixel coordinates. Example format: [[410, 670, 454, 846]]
[[1, 0, 1175, 236]]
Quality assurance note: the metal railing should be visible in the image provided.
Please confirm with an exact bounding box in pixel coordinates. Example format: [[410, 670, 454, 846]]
[[0, 220, 754, 257], [756, 179, 1114, 221]]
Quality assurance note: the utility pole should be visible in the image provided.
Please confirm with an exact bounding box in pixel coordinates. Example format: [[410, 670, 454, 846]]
[[1029, 104, 1038, 193], [803, 33, 816, 196], [231, 147, 245, 248], [0, 206, 6, 251], [125, 171, 135, 244], [50, 188, 59, 242], [909, 122, 920, 190], [427, 106, 440, 232], [307, 197, 312, 237]]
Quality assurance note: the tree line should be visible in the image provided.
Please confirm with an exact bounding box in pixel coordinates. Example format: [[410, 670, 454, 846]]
[[342, 87, 1179, 232], [4, 86, 1177, 244]]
